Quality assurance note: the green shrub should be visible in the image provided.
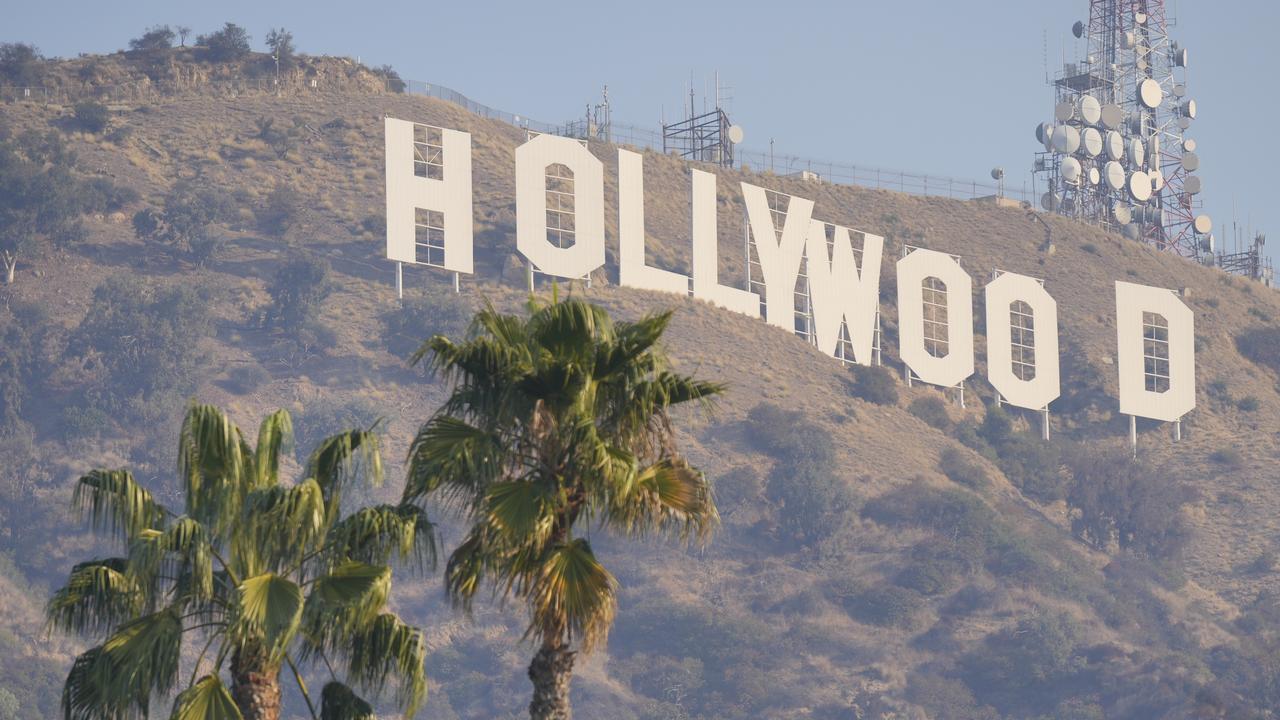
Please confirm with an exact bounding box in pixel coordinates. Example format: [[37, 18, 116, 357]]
[[256, 185, 302, 236], [261, 254, 332, 330], [960, 613, 1084, 713], [129, 25, 175, 51], [1067, 446, 1194, 559], [909, 395, 951, 429], [939, 447, 989, 489], [72, 101, 110, 133], [226, 362, 270, 394], [993, 433, 1064, 503], [838, 583, 925, 628], [382, 290, 473, 359], [70, 275, 213, 405], [849, 363, 898, 405], [1238, 396, 1260, 412], [1209, 448, 1243, 469], [1237, 327, 1280, 374], [198, 22, 251, 62]]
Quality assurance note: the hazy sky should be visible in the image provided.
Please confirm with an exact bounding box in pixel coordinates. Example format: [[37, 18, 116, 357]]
[[7, 0, 1276, 261]]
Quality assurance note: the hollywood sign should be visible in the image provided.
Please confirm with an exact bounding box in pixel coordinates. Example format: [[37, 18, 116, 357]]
[[384, 118, 1194, 429]]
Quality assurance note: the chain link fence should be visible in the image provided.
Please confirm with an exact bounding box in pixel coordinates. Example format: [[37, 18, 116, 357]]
[[404, 80, 1031, 203]]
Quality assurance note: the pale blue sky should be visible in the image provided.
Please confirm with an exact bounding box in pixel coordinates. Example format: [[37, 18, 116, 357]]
[[6, 0, 1276, 259]]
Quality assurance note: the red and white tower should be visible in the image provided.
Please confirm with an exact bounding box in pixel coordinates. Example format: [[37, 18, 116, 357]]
[[1034, 0, 1211, 258]]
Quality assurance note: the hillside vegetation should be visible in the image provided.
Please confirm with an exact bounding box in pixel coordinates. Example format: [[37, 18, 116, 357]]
[[3, 46, 1280, 719]]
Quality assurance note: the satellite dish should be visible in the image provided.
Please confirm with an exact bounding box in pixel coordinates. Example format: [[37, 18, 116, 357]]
[[1128, 138, 1145, 167], [1072, 20, 1085, 38], [1042, 124, 1057, 151], [1184, 175, 1203, 195], [1150, 169, 1165, 191], [1062, 156, 1083, 184], [1173, 84, 1187, 98], [727, 125, 745, 144], [1147, 136, 1161, 169], [1183, 138, 1197, 152], [1205, 234, 1216, 253], [1081, 127, 1104, 157], [1104, 161, 1127, 191], [1194, 214, 1213, 234], [1182, 99, 1197, 119], [1174, 48, 1190, 68], [1052, 125, 1081, 154], [1123, 31, 1137, 49], [1135, 11, 1148, 24], [991, 167, 1005, 181], [1079, 95, 1102, 125], [1089, 167, 1101, 186], [1042, 192, 1060, 211], [1100, 104, 1124, 129], [1114, 203, 1133, 225], [1105, 131, 1125, 160], [1178, 117, 1192, 130], [1182, 152, 1200, 172], [1137, 78, 1163, 109], [1035, 122, 1050, 144], [1128, 170, 1153, 202], [1054, 102, 1075, 122]]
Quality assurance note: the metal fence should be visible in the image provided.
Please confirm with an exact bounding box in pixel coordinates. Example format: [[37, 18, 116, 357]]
[[403, 79, 1031, 203]]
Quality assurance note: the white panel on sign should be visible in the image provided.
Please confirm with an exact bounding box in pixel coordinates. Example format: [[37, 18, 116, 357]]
[[515, 133, 606, 279], [742, 183, 816, 330], [691, 169, 759, 317], [805, 221, 884, 366], [985, 272, 1060, 411], [384, 118, 474, 273], [1116, 282, 1195, 422], [617, 149, 690, 296], [897, 249, 974, 388]]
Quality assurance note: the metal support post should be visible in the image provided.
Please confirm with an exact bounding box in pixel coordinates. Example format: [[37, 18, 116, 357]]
[[395, 262, 403, 300]]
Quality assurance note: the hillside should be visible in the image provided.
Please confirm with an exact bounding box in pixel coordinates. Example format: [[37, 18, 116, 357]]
[[3, 49, 1280, 719]]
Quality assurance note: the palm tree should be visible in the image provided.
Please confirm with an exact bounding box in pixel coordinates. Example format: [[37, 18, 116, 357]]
[[47, 403, 435, 720], [403, 295, 722, 719]]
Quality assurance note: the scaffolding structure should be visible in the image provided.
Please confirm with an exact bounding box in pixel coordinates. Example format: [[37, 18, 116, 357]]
[[1215, 234, 1274, 286], [663, 78, 737, 168], [1033, 0, 1209, 258]]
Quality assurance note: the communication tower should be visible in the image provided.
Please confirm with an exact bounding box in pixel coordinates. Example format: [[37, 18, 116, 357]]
[[1032, 1, 1210, 258], [663, 75, 743, 168]]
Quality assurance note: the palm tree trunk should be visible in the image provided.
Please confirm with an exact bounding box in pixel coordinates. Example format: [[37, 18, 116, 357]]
[[528, 637, 575, 720], [230, 643, 281, 720]]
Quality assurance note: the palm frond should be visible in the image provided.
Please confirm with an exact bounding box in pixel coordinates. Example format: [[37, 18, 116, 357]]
[[300, 561, 391, 656], [318, 681, 375, 720], [404, 417, 504, 509], [323, 504, 436, 572], [237, 479, 326, 576], [179, 404, 248, 539], [233, 573, 302, 662], [341, 613, 427, 717], [47, 559, 143, 637], [169, 675, 242, 720], [126, 517, 214, 606], [484, 481, 558, 546], [253, 409, 293, 489], [72, 469, 164, 542], [608, 460, 718, 542], [63, 610, 183, 719], [306, 429, 383, 525], [523, 539, 616, 652]]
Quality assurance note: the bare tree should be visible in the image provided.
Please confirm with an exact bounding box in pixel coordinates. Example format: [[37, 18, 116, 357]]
[[177, 26, 192, 46]]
